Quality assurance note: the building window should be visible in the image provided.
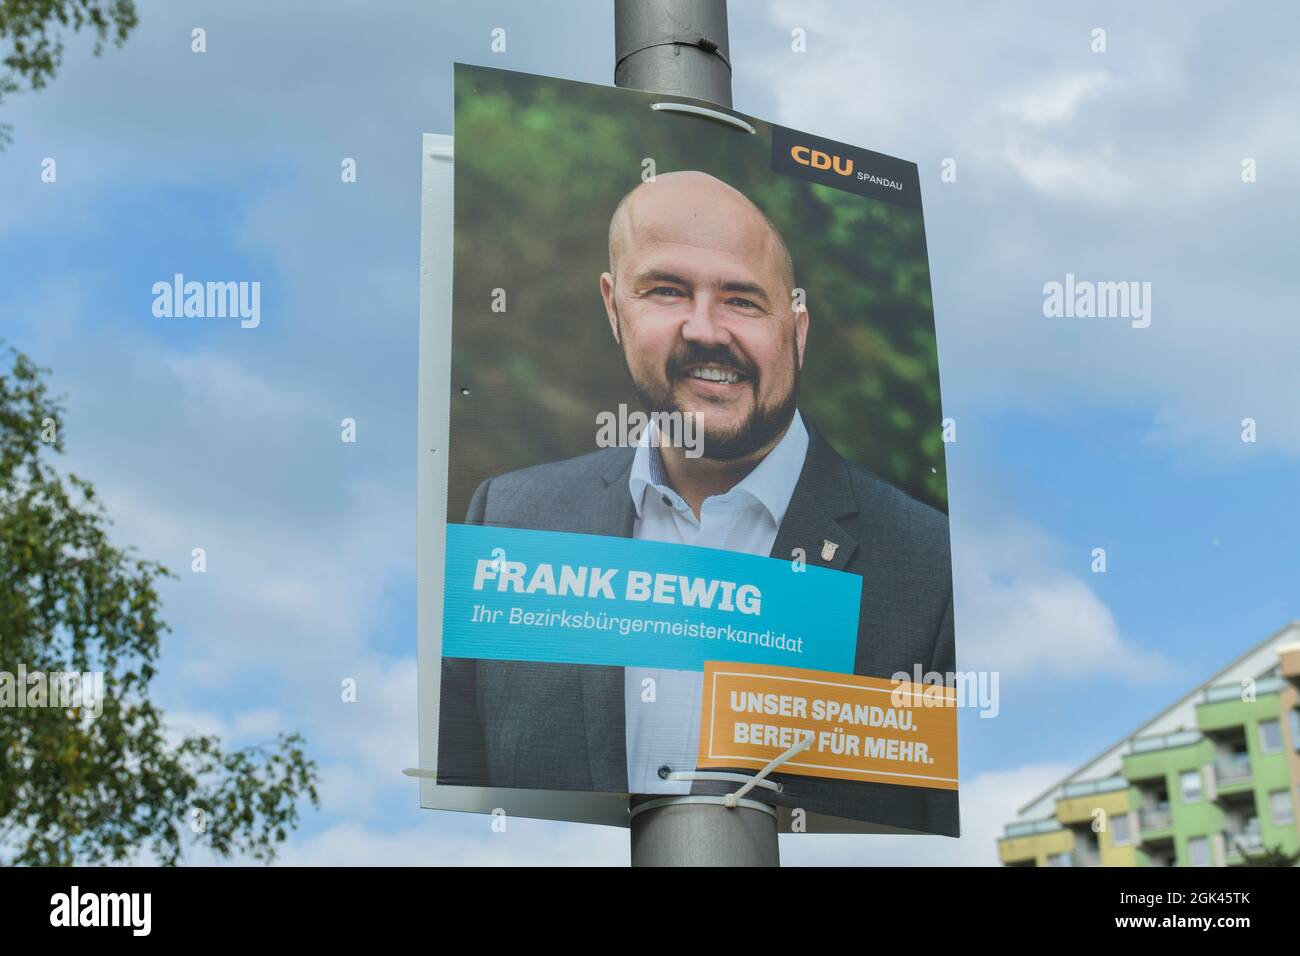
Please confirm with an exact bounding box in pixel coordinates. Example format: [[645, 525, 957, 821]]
[[1270, 789, 1295, 826], [1047, 852, 1071, 867], [1259, 719, 1283, 754], [1110, 813, 1134, 846], [1290, 710, 1300, 751], [1187, 836, 1211, 867], [1180, 769, 1203, 804]]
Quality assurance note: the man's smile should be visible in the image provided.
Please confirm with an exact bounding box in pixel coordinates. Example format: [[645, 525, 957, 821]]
[[676, 362, 752, 398]]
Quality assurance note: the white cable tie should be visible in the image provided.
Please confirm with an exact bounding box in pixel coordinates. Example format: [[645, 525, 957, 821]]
[[724, 732, 814, 809], [667, 770, 781, 792]]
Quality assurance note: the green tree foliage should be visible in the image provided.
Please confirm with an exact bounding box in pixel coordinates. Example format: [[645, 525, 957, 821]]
[[1237, 842, 1300, 866], [448, 67, 948, 519], [0, 0, 137, 146], [0, 346, 318, 865]]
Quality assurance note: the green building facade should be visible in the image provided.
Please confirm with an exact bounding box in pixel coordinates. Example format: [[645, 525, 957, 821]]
[[999, 623, 1300, 867]]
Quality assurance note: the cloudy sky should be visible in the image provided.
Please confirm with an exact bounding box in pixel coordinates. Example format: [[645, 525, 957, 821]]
[[1, 0, 1297, 865]]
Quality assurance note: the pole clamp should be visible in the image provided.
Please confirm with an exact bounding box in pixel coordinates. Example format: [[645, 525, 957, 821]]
[[616, 33, 733, 73]]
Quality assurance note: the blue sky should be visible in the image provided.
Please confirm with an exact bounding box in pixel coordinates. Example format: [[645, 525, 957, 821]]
[[1, 0, 1297, 864]]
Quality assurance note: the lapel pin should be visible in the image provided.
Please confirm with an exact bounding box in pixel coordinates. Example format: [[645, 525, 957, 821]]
[[821, 540, 839, 561]]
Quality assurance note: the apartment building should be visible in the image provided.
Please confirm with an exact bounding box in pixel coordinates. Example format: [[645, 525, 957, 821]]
[[999, 622, 1300, 866]]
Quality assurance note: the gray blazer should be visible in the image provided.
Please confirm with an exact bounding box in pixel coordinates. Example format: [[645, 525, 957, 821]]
[[438, 420, 958, 835]]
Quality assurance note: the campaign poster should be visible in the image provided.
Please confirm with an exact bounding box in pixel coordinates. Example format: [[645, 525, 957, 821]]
[[428, 63, 957, 836]]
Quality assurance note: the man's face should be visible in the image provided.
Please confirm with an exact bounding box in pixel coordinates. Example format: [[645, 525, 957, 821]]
[[600, 174, 808, 461]]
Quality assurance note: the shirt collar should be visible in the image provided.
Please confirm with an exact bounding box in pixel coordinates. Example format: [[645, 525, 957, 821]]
[[628, 411, 809, 524]]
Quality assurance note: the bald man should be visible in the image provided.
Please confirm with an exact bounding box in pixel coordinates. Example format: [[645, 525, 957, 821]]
[[439, 172, 956, 836]]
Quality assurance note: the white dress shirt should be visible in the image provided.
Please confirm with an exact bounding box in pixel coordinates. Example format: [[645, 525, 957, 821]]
[[624, 411, 810, 793]]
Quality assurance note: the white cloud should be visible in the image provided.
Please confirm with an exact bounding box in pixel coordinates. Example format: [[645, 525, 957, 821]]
[[162, 352, 314, 422], [952, 512, 1174, 683], [1000, 71, 1115, 127], [999, 136, 1131, 201], [162, 708, 230, 747], [231, 707, 286, 738]]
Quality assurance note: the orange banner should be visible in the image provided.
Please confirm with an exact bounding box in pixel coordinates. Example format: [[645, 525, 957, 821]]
[[697, 662, 959, 791]]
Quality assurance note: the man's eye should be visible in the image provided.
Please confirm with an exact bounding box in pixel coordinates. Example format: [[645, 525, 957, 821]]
[[728, 297, 760, 309], [649, 287, 686, 297]]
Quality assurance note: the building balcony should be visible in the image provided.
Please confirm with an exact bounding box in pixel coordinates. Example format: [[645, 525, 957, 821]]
[[1060, 775, 1128, 798], [1070, 847, 1103, 868], [1213, 752, 1252, 785], [1138, 803, 1173, 832], [1129, 730, 1202, 754], [1004, 818, 1063, 839], [1202, 676, 1285, 704], [998, 818, 1072, 866], [1224, 821, 1264, 857]]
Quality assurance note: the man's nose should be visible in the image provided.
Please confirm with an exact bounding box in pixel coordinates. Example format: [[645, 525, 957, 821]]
[[679, 294, 731, 347]]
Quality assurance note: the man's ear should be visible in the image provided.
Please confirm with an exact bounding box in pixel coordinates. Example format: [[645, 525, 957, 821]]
[[600, 271, 620, 344]]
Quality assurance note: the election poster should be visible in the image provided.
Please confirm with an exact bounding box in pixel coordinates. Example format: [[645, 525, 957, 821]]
[[418, 63, 958, 835]]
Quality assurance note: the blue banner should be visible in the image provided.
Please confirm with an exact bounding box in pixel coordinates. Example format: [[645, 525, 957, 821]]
[[441, 524, 861, 673]]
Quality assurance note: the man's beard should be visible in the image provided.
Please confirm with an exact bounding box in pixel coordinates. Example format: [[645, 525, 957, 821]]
[[617, 312, 800, 462]]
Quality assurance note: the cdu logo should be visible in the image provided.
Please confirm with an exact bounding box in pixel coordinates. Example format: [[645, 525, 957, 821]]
[[790, 145, 854, 176], [771, 125, 921, 211]]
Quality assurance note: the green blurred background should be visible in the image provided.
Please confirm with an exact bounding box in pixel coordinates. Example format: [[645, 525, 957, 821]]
[[447, 64, 948, 520]]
